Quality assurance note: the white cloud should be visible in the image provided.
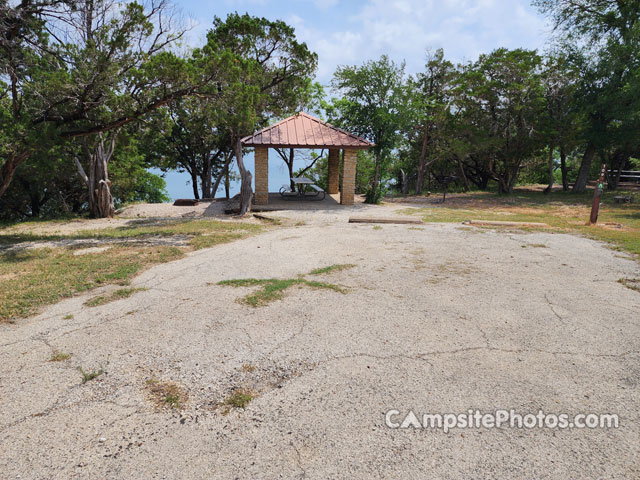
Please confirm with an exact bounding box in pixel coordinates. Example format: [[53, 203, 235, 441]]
[[290, 0, 550, 83], [183, 0, 551, 85]]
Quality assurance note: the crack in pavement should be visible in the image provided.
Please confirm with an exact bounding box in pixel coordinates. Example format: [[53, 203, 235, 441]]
[[318, 347, 640, 368], [0, 393, 142, 435], [290, 441, 307, 479], [545, 293, 569, 326]]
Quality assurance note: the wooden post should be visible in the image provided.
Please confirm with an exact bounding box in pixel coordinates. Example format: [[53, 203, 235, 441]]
[[589, 163, 607, 225]]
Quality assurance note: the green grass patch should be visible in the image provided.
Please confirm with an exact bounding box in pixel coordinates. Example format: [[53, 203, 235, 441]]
[[217, 264, 353, 307], [84, 287, 147, 307], [0, 219, 264, 323], [219, 278, 314, 307], [78, 366, 105, 383], [0, 246, 182, 322], [218, 278, 346, 307], [49, 351, 71, 362], [309, 264, 356, 275], [146, 379, 187, 410], [223, 388, 255, 412]]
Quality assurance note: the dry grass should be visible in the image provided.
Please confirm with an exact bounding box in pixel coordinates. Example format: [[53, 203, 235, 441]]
[[146, 379, 188, 410], [618, 278, 640, 293], [84, 287, 147, 307], [49, 351, 71, 362], [0, 218, 263, 249], [0, 219, 265, 323], [222, 388, 256, 414], [0, 246, 182, 322], [398, 189, 640, 258]]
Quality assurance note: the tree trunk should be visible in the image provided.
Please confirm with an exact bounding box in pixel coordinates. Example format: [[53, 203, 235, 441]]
[[507, 173, 518, 194], [560, 144, 568, 191], [613, 161, 623, 190], [234, 137, 253, 215], [456, 155, 471, 192], [187, 169, 198, 199], [544, 145, 554, 194], [607, 150, 628, 191], [212, 151, 233, 199], [75, 133, 117, 218], [415, 128, 429, 195], [288, 148, 295, 189], [90, 136, 115, 218], [201, 153, 212, 199], [0, 151, 30, 198], [296, 150, 322, 180], [495, 173, 512, 194], [373, 151, 381, 188], [225, 166, 230, 199], [400, 169, 409, 195], [30, 192, 41, 217], [613, 161, 624, 190], [573, 142, 596, 192], [275, 148, 296, 189]]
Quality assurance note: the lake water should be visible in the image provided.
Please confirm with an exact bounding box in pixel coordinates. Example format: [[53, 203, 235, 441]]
[[151, 151, 303, 200]]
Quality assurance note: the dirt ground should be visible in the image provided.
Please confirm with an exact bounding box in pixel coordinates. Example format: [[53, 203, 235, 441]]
[[1, 203, 639, 479], [3, 200, 233, 237]]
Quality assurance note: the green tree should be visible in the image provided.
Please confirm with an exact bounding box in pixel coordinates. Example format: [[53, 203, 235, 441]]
[[534, 0, 640, 192], [203, 13, 318, 214], [541, 54, 581, 192], [452, 48, 547, 193], [0, 0, 219, 216], [406, 49, 455, 194], [0, 144, 84, 221], [144, 99, 231, 200], [327, 55, 407, 200]]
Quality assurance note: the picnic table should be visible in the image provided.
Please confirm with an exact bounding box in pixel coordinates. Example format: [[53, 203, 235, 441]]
[[279, 177, 325, 200]]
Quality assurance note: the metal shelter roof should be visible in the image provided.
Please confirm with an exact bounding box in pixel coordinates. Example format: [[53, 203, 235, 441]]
[[241, 112, 373, 150]]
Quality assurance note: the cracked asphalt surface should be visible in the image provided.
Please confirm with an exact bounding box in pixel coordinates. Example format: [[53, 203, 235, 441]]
[[1, 210, 639, 479]]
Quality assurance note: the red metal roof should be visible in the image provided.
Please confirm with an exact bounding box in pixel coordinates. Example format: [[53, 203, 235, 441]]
[[241, 112, 373, 149]]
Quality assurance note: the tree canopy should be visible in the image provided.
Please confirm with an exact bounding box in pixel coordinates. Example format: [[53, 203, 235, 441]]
[[1, 0, 638, 219]]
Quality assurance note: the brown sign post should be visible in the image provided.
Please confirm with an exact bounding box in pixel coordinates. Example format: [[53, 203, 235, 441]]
[[589, 163, 607, 225]]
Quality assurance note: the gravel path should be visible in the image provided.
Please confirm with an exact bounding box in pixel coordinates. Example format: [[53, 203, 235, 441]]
[[1, 206, 639, 479]]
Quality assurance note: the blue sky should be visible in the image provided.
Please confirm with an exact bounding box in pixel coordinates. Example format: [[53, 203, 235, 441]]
[[159, 0, 552, 199]]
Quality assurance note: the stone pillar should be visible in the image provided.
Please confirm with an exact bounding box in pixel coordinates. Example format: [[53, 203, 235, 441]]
[[254, 147, 269, 205], [327, 149, 340, 194], [340, 149, 357, 205]]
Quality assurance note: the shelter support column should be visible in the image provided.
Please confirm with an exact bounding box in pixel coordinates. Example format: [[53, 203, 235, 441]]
[[340, 149, 357, 205], [327, 149, 340, 194], [254, 147, 269, 205]]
